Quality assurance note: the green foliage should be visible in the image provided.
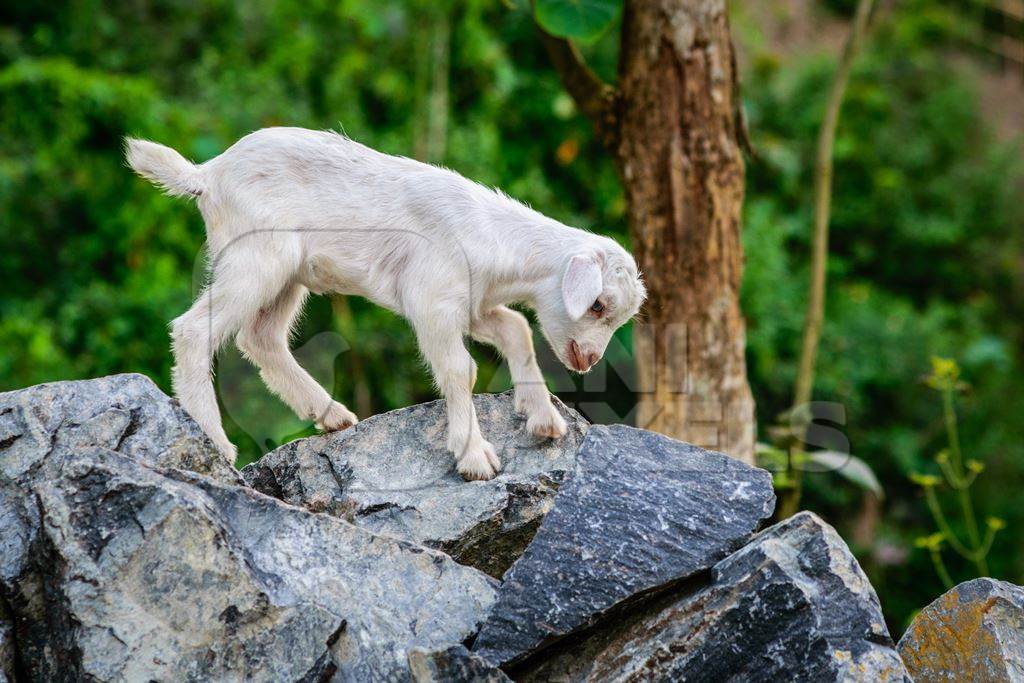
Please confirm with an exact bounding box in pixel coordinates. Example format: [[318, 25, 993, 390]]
[[0, 0, 627, 466], [738, 0, 1024, 629], [806, 451, 883, 498], [757, 442, 883, 498], [533, 0, 621, 42], [911, 357, 1004, 587], [0, 0, 1021, 636]]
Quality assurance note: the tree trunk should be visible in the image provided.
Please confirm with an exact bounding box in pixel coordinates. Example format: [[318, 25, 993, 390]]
[[617, 0, 755, 462], [537, 0, 755, 463]]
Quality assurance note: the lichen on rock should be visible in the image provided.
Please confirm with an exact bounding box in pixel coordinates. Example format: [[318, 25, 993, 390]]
[[898, 577, 1024, 682]]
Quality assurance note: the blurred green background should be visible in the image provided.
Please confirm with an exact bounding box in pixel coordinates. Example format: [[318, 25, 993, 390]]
[[1, 0, 1021, 633]]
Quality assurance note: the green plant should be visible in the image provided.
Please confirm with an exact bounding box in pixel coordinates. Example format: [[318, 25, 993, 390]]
[[911, 357, 1005, 587], [758, 440, 884, 504], [778, 0, 876, 518]]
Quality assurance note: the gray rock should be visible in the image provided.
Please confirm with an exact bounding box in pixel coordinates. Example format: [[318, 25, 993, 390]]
[[898, 578, 1024, 682], [0, 374, 243, 614], [242, 391, 588, 577], [8, 447, 496, 682], [473, 425, 776, 666], [0, 373, 240, 485], [0, 599, 12, 683], [516, 512, 909, 682], [408, 645, 510, 683]]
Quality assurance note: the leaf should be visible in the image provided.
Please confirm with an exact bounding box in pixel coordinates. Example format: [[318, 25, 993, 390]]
[[805, 451, 885, 499], [534, 0, 621, 42], [755, 442, 789, 472]]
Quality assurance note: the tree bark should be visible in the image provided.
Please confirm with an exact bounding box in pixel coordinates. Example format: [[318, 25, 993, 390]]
[[617, 0, 755, 462], [538, 0, 755, 463]]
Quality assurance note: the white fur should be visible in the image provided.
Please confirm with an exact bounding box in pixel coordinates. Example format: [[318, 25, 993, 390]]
[[126, 127, 646, 480]]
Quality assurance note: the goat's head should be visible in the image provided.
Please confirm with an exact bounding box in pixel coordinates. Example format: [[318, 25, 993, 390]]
[[535, 241, 646, 374]]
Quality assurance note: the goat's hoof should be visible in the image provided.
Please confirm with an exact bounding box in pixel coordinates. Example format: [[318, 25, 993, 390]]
[[457, 441, 500, 481], [527, 403, 567, 440], [316, 401, 359, 432]]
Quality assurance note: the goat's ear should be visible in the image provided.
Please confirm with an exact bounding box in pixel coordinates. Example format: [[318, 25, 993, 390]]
[[562, 254, 603, 320]]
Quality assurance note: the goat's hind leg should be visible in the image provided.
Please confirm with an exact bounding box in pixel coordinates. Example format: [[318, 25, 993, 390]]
[[171, 286, 266, 461], [170, 250, 294, 461], [236, 283, 357, 431]]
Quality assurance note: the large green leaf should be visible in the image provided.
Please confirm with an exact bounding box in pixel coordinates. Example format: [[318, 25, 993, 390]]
[[534, 0, 621, 42], [805, 451, 884, 499]]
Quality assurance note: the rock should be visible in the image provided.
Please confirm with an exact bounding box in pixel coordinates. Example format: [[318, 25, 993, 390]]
[[242, 391, 588, 577], [6, 447, 496, 682], [0, 599, 12, 683], [515, 512, 909, 682], [1, 374, 243, 619], [408, 645, 511, 683], [0, 373, 239, 485], [898, 578, 1024, 682], [473, 425, 776, 666]]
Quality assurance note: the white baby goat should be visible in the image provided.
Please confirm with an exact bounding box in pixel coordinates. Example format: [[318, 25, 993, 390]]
[[126, 127, 645, 480]]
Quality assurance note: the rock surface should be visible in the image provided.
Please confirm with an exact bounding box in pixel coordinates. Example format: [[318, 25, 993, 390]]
[[898, 577, 1024, 682], [515, 512, 909, 682], [5, 446, 496, 682], [473, 425, 776, 666], [0, 373, 239, 485], [408, 645, 511, 683], [2, 374, 923, 682], [0, 599, 12, 683], [1, 373, 246, 642], [243, 391, 588, 577]]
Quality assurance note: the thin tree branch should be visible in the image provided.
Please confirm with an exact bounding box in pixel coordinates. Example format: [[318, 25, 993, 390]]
[[793, 0, 875, 411], [780, 0, 875, 518], [536, 27, 620, 150]]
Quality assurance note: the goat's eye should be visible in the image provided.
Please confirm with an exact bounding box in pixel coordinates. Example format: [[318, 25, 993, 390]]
[[590, 300, 604, 314]]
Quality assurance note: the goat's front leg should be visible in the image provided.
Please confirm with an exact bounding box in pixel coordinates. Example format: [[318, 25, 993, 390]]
[[472, 306, 567, 439], [415, 318, 500, 481]]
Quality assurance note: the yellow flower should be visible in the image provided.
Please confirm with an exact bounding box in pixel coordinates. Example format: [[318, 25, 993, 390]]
[[926, 356, 960, 390], [915, 533, 945, 550], [986, 517, 1006, 531], [910, 473, 941, 488], [966, 459, 985, 474]]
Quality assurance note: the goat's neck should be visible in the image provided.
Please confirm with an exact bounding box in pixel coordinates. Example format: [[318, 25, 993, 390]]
[[494, 219, 594, 308]]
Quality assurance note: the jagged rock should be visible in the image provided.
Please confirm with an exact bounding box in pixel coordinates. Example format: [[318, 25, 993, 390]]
[[515, 512, 909, 682], [898, 578, 1024, 682], [0, 373, 239, 485], [1, 373, 244, 628], [0, 599, 13, 683], [243, 391, 589, 577], [473, 425, 776, 666], [5, 447, 496, 682], [408, 645, 511, 683]]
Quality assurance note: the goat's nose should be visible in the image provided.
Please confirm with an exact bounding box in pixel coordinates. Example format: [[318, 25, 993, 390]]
[[586, 351, 600, 370]]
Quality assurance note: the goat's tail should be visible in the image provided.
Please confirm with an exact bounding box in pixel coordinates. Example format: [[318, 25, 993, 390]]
[[124, 137, 206, 199]]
